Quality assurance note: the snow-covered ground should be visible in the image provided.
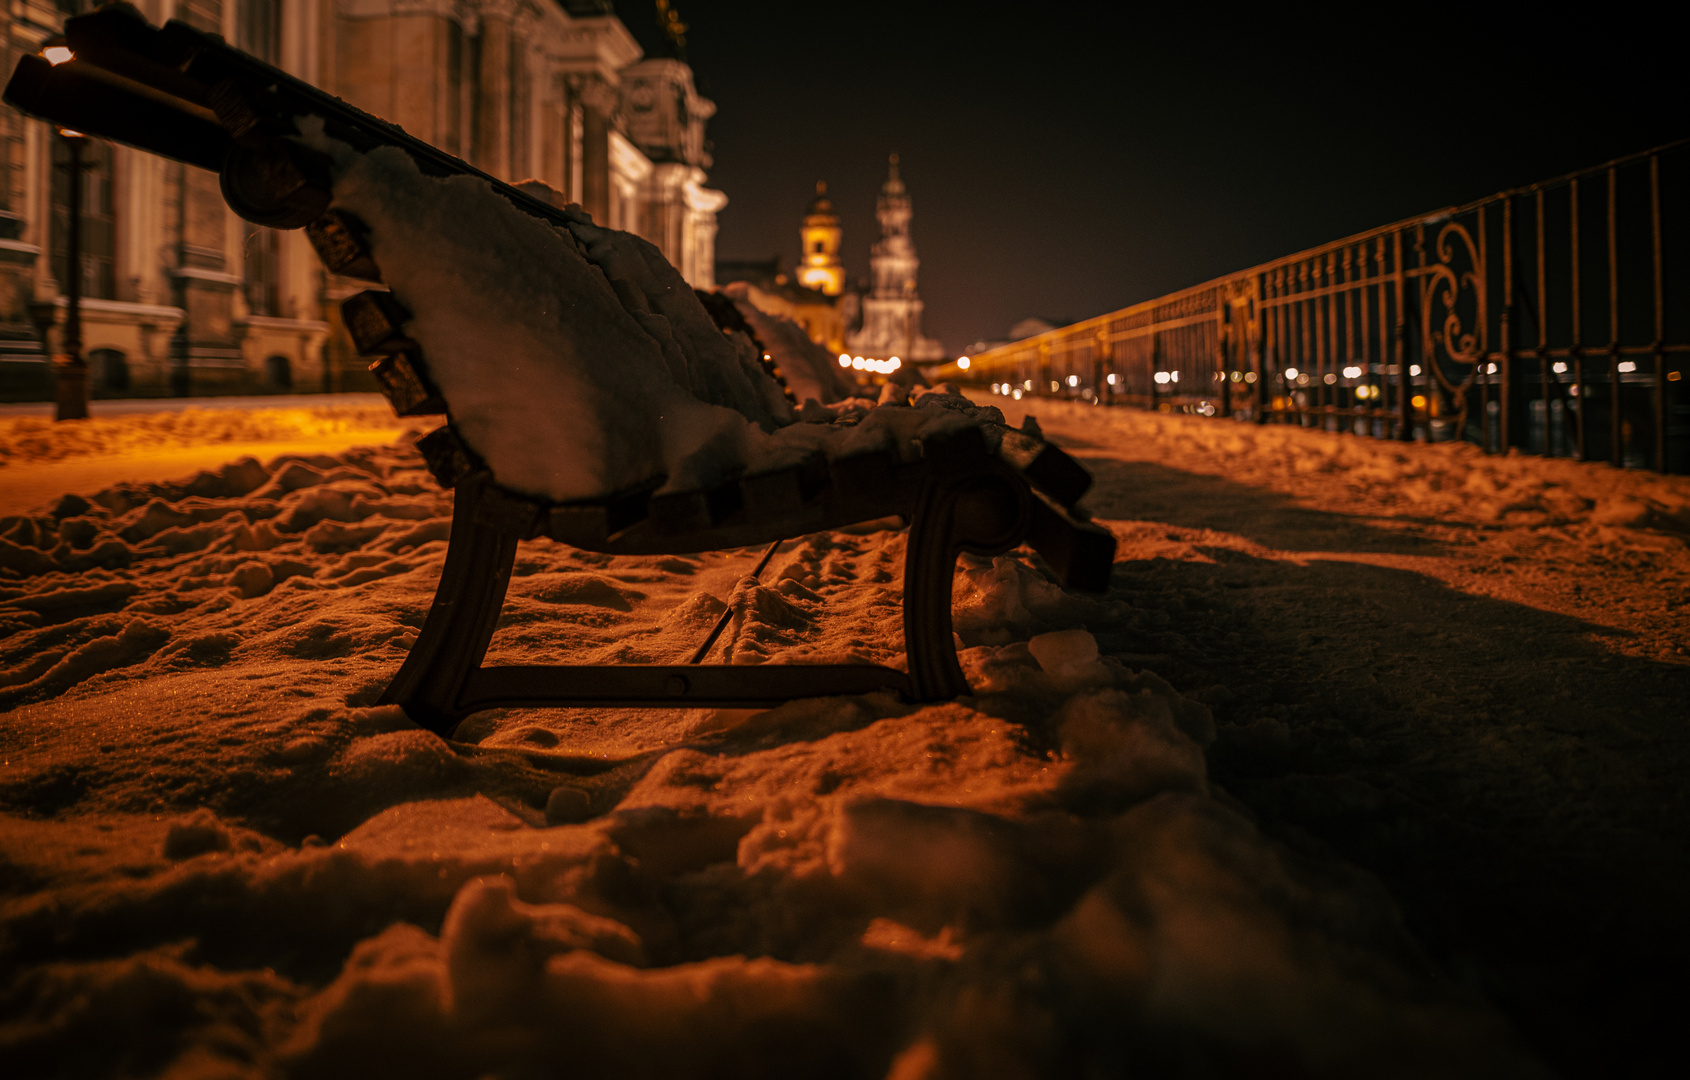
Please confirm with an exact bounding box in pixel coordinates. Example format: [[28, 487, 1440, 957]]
[[0, 401, 419, 518], [2, 401, 1684, 1077]]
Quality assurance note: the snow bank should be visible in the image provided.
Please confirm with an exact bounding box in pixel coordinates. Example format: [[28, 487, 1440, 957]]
[[720, 285, 856, 406], [0, 422, 1541, 1076], [1033, 399, 1690, 536]]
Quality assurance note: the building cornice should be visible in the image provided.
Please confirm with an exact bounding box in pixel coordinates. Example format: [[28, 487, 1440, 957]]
[[0, 240, 41, 266], [608, 130, 653, 182], [50, 297, 187, 323], [170, 267, 244, 288], [240, 316, 332, 333]]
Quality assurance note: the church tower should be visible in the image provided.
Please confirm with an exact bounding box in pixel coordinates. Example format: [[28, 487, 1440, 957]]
[[796, 182, 844, 296], [847, 155, 944, 361]]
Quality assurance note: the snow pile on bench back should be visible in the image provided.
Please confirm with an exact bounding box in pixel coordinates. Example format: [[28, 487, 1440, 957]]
[[322, 139, 795, 502], [720, 284, 856, 406]]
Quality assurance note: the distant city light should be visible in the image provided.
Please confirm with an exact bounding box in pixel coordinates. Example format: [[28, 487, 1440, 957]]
[[839, 353, 851, 368], [1244, 372, 1257, 383], [1012, 389, 1023, 400], [1023, 380, 1033, 391], [1485, 363, 1499, 374], [1618, 360, 1637, 373], [1342, 365, 1361, 379], [1154, 372, 1171, 385], [957, 356, 971, 370], [1411, 395, 1428, 409], [43, 45, 74, 66], [1049, 380, 1060, 392], [1284, 367, 1299, 380], [1170, 371, 1180, 383], [1409, 364, 1422, 376], [1553, 362, 1568, 374], [1106, 373, 1117, 385], [1323, 373, 1337, 384], [1066, 375, 1078, 387]]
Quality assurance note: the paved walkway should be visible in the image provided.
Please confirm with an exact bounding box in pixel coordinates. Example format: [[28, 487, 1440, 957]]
[[0, 393, 409, 515], [0, 392, 388, 418]]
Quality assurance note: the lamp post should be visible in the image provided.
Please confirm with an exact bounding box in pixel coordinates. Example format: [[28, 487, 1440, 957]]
[[53, 127, 90, 421]]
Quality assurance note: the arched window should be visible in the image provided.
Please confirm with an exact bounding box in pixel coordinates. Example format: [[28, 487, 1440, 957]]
[[265, 355, 292, 389], [90, 348, 127, 392]]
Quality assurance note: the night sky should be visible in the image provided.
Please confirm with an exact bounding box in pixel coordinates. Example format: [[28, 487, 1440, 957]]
[[614, 3, 1683, 355]]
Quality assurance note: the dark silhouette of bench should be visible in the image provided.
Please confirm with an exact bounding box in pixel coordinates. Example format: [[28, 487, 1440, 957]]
[[5, 5, 1117, 738]]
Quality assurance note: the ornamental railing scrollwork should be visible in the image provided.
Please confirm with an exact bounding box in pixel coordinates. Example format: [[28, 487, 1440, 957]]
[[1413, 218, 1487, 430]]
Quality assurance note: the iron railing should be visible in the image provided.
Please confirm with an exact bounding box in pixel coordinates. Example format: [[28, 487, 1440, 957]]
[[941, 139, 1690, 474]]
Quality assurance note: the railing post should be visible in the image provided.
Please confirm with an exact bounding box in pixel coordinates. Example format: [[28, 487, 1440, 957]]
[[1500, 196, 1514, 454], [1571, 176, 1587, 461], [1094, 323, 1109, 407], [1536, 188, 1551, 457], [1148, 329, 1159, 412], [1608, 166, 1622, 467], [1217, 295, 1232, 418], [1253, 278, 1268, 424], [1395, 230, 1412, 441], [1651, 154, 1667, 472]]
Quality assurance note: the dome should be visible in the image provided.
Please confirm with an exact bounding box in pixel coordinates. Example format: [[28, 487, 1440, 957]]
[[806, 180, 834, 216]]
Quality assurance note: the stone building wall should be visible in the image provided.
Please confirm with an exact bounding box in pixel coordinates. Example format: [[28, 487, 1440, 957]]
[[0, 0, 726, 401]]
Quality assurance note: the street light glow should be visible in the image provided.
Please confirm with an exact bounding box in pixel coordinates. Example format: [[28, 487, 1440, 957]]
[[43, 45, 74, 66], [956, 356, 971, 370]]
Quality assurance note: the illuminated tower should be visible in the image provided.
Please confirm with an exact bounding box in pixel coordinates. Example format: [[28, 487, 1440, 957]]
[[796, 182, 844, 296], [847, 154, 944, 361]]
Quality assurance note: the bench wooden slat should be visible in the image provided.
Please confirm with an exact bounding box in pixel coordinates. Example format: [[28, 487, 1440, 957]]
[[1027, 491, 1116, 592], [305, 209, 382, 282], [649, 477, 745, 534], [341, 289, 413, 356], [990, 424, 1092, 507], [368, 350, 445, 416], [417, 425, 478, 489], [545, 482, 656, 548]]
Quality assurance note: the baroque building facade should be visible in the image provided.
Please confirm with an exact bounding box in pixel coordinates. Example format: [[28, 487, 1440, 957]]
[[0, 0, 725, 400]]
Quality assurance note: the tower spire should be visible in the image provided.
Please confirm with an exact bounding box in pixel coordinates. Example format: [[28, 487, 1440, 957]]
[[846, 154, 942, 362]]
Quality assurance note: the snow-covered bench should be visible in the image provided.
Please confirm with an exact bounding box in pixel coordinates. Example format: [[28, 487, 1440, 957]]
[[6, 5, 1117, 738]]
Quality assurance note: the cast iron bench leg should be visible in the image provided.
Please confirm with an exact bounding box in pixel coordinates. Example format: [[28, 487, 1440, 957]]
[[903, 460, 1031, 701], [378, 475, 519, 735]]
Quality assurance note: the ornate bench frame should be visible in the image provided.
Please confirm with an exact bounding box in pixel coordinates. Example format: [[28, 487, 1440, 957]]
[[6, 6, 1117, 739]]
